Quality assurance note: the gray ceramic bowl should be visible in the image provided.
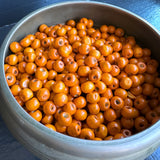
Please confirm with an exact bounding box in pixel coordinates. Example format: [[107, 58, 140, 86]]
[[0, 1, 160, 160]]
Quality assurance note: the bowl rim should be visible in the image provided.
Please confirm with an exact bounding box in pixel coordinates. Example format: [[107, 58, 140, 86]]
[[0, 0, 160, 156]]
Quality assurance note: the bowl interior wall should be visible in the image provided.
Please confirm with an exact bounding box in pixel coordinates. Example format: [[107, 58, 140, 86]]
[[6, 3, 160, 60]]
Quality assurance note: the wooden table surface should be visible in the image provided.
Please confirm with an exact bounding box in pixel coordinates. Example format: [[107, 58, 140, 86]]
[[0, 0, 160, 159]]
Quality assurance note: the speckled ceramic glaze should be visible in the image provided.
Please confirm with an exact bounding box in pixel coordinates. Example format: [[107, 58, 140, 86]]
[[0, 1, 160, 160]]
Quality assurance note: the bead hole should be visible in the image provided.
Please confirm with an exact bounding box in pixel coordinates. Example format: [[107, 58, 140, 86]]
[[93, 75, 98, 80], [115, 99, 120, 105], [38, 56, 42, 60], [139, 123, 144, 127], [7, 76, 12, 80], [95, 87, 99, 91], [63, 113, 69, 118], [67, 76, 71, 80], [105, 103, 109, 107]]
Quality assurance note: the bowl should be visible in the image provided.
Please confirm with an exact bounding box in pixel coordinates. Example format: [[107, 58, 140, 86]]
[[0, 1, 160, 160]]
